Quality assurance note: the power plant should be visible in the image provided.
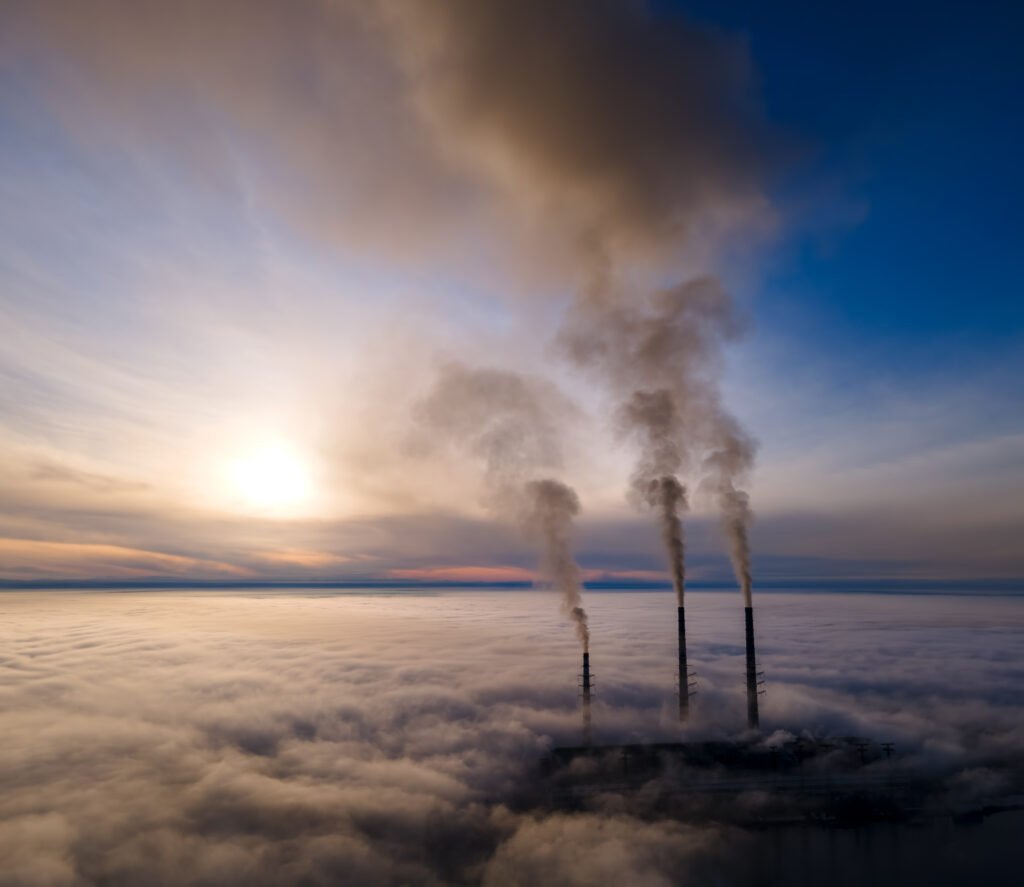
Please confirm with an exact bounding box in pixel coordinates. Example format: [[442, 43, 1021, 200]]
[[541, 610, 1023, 831]]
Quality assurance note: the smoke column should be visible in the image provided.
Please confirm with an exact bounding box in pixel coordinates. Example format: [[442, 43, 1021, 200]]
[[704, 414, 756, 606], [648, 474, 687, 606], [415, 364, 590, 652], [524, 478, 589, 651], [718, 484, 753, 607], [524, 479, 591, 743], [619, 390, 689, 605]]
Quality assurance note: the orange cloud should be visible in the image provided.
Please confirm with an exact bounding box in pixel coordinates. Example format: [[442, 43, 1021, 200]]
[[0, 538, 253, 581], [257, 549, 353, 569]]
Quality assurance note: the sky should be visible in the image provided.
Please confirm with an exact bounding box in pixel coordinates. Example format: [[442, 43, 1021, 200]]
[[0, 0, 1022, 587]]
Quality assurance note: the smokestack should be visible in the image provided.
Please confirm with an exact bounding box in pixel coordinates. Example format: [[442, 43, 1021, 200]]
[[678, 606, 690, 720], [581, 651, 593, 746], [744, 605, 759, 730]]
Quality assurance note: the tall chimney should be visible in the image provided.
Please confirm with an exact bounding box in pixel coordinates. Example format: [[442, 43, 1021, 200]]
[[678, 606, 690, 720], [744, 606, 760, 730], [581, 651, 593, 746]]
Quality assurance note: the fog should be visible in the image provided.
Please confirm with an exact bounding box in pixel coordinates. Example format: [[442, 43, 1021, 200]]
[[0, 589, 1021, 885]]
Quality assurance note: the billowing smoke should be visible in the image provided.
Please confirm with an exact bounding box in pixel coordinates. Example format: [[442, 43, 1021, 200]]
[[3, 0, 779, 279], [703, 415, 757, 606], [381, 0, 778, 264], [416, 363, 589, 648], [383, 3, 771, 591], [652, 475, 688, 605], [562, 278, 757, 602], [523, 479, 589, 649], [618, 389, 689, 604]]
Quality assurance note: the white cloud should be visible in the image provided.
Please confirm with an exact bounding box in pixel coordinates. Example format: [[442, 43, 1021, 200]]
[[0, 589, 1020, 883]]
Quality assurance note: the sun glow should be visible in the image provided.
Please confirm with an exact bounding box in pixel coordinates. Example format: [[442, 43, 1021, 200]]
[[229, 444, 311, 512]]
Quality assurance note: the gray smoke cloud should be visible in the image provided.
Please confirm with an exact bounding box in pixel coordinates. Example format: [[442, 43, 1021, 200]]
[[1, 0, 780, 281], [384, 1, 772, 603], [381, 0, 777, 264], [523, 479, 589, 650], [649, 474, 689, 606], [702, 414, 757, 606], [617, 388, 690, 606], [563, 278, 757, 605], [416, 363, 589, 649]]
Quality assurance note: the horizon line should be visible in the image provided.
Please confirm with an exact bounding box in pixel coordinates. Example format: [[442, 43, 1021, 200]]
[[1, 578, 1021, 595]]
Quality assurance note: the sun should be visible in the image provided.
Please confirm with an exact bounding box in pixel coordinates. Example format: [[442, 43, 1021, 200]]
[[230, 444, 311, 512]]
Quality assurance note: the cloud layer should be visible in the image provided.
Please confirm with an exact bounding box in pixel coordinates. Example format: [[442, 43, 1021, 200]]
[[0, 589, 1021, 884]]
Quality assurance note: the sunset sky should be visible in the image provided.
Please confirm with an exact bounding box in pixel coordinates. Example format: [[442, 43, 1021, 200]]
[[1, 0, 1021, 587]]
